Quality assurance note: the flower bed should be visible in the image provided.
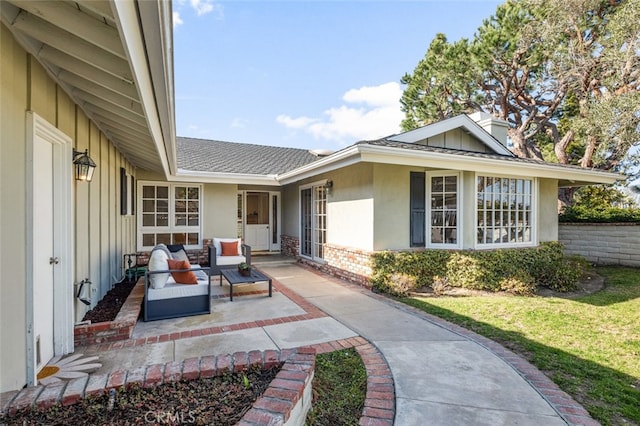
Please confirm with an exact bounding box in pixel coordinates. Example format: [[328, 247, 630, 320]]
[[73, 280, 145, 347]]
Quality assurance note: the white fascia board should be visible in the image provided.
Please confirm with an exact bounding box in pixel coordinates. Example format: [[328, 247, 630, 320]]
[[277, 145, 362, 185], [358, 144, 621, 185], [388, 115, 513, 156], [111, 1, 172, 177], [171, 170, 280, 186]]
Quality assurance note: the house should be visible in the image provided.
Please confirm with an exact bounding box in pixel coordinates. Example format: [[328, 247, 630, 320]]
[[0, 1, 619, 394]]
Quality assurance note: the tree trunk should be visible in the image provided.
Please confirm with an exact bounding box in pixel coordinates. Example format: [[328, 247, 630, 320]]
[[558, 187, 577, 212]]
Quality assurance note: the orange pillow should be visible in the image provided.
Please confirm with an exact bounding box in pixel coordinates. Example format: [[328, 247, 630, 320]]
[[220, 241, 238, 256], [167, 259, 198, 285]]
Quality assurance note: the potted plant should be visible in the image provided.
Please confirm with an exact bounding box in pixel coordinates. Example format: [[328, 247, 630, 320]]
[[238, 262, 252, 277]]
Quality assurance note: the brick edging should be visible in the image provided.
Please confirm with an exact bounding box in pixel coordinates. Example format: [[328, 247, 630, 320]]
[[73, 280, 145, 347], [1, 348, 316, 425]]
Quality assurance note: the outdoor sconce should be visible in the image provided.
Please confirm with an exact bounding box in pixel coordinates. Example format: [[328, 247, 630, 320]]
[[324, 180, 333, 194], [72, 149, 96, 182]]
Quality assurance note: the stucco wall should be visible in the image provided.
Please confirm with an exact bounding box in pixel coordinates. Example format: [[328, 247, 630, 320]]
[[559, 223, 640, 267], [538, 178, 559, 243], [327, 164, 374, 251], [372, 164, 414, 250], [1, 25, 136, 392]]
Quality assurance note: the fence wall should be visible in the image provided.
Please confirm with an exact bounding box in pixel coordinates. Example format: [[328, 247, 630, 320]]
[[558, 223, 640, 267]]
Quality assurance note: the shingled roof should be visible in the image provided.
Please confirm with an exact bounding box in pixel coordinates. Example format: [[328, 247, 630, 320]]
[[177, 137, 321, 175]]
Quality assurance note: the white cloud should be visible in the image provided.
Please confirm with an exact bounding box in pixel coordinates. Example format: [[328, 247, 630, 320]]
[[276, 115, 319, 129], [277, 82, 404, 144], [173, 11, 183, 28], [190, 0, 223, 17]]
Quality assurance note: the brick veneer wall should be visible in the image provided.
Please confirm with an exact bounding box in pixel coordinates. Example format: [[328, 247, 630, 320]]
[[281, 235, 299, 258], [73, 280, 144, 347], [286, 237, 374, 288], [558, 223, 640, 267]]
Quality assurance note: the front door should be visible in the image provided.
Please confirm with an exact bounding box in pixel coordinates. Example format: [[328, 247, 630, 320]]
[[240, 191, 281, 251]]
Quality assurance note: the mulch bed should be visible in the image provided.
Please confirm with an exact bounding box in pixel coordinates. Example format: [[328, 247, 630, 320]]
[[82, 280, 136, 323], [2, 367, 279, 425]]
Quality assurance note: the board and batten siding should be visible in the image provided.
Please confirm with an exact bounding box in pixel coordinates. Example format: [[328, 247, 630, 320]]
[[559, 223, 640, 267], [1, 24, 136, 393]]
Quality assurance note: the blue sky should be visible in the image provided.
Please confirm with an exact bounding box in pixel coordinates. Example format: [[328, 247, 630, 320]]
[[173, 0, 503, 151]]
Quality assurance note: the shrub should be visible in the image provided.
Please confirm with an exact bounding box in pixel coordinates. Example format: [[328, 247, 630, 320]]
[[430, 276, 450, 295], [370, 242, 583, 296]]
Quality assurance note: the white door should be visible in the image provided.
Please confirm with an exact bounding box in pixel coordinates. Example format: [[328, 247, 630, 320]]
[[244, 192, 270, 251], [27, 112, 74, 386], [33, 135, 55, 373]]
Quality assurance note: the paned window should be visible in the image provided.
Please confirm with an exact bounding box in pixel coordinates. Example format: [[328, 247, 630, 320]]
[[429, 174, 459, 246], [138, 183, 202, 250], [477, 176, 533, 246], [300, 184, 327, 260]]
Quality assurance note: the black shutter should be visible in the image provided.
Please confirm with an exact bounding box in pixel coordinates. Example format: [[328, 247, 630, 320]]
[[410, 172, 425, 247], [120, 167, 127, 215]]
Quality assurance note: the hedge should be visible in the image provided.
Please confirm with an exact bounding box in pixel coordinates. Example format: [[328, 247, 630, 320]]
[[370, 241, 585, 297]]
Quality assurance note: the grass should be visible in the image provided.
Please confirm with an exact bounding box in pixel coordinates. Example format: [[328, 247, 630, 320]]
[[401, 266, 640, 426], [306, 348, 367, 426]]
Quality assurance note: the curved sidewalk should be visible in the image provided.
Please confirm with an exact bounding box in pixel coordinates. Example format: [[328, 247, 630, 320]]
[[259, 262, 598, 426]]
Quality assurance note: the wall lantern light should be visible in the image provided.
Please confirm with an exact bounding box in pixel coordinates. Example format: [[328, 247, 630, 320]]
[[72, 149, 96, 182], [324, 180, 333, 194]]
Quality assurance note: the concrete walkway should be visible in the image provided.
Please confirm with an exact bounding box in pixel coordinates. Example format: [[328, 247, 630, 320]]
[[258, 262, 595, 426]]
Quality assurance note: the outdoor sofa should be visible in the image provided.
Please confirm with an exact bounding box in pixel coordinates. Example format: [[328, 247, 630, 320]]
[[144, 244, 211, 321]]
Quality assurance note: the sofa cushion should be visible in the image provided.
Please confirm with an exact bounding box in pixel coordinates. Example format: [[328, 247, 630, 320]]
[[216, 255, 246, 266], [220, 241, 239, 256], [171, 248, 189, 262], [167, 259, 198, 284], [148, 246, 170, 289], [213, 237, 242, 256]]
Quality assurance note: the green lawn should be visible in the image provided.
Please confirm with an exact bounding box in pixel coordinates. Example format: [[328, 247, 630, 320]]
[[401, 266, 640, 426]]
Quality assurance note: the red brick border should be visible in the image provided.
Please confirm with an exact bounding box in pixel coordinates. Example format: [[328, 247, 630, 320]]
[[73, 280, 145, 347], [0, 348, 316, 424]]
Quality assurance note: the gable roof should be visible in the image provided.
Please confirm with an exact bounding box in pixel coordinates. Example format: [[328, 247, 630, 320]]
[[387, 114, 514, 156]]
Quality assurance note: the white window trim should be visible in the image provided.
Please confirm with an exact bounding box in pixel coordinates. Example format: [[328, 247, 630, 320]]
[[474, 173, 538, 249], [426, 171, 462, 249], [299, 180, 328, 262], [137, 181, 203, 251]]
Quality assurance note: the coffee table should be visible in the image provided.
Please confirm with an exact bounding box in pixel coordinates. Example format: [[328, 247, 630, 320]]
[[219, 268, 272, 301]]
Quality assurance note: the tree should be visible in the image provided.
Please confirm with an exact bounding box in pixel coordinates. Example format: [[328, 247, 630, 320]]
[[400, 0, 640, 207]]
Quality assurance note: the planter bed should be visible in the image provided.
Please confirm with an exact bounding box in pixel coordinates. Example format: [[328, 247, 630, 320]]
[[74, 280, 145, 347]]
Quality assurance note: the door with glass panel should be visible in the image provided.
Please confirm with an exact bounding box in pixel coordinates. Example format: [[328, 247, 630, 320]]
[[300, 185, 326, 260], [240, 191, 281, 251]]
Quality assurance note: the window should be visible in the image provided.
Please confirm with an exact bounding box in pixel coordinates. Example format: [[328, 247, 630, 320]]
[[410, 172, 425, 246], [429, 174, 459, 246], [138, 183, 202, 250], [300, 183, 327, 260], [477, 176, 533, 246]]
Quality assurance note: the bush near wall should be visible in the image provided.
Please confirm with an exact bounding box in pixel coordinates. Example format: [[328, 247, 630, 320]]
[[559, 206, 640, 223], [370, 242, 585, 296]]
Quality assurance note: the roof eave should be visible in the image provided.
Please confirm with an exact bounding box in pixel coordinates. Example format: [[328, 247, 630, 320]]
[[172, 170, 280, 186], [111, 0, 175, 177], [357, 144, 621, 185]]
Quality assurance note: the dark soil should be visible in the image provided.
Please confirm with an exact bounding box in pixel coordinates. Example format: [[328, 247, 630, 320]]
[[82, 280, 136, 323], [2, 367, 279, 426]]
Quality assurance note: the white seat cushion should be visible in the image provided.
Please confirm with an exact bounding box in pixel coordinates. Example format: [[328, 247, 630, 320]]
[[147, 277, 210, 301], [216, 255, 246, 266]]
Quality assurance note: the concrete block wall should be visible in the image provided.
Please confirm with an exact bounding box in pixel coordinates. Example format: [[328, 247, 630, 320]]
[[558, 223, 640, 267]]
